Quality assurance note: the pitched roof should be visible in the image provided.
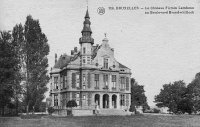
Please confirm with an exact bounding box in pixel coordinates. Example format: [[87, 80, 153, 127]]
[[118, 62, 129, 69], [53, 54, 71, 69], [92, 45, 100, 59]]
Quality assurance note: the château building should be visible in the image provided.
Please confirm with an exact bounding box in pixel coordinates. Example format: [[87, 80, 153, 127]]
[[49, 9, 131, 112]]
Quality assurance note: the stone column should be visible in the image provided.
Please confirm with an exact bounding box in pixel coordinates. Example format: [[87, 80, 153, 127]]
[[117, 94, 120, 109], [100, 94, 103, 109], [129, 94, 131, 109], [109, 94, 112, 109]]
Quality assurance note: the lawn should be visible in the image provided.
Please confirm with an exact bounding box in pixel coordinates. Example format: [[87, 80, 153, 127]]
[[0, 114, 200, 127]]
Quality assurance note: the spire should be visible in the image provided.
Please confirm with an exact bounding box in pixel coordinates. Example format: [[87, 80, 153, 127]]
[[85, 9, 90, 19], [79, 9, 94, 44]]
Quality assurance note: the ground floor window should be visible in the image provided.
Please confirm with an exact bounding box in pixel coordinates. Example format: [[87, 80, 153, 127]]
[[76, 100, 79, 106], [54, 94, 58, 106], [120, 94, 125, 106]]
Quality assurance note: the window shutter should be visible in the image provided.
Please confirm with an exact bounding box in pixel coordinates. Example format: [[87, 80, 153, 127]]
[[72, 73, 76, 88], [88, 72, 91, 88], [126, 77, 129, 91]]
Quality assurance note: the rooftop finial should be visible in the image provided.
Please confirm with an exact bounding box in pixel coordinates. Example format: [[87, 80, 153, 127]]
[[86, 0, 88, 9], [104, 33, 107, 38]]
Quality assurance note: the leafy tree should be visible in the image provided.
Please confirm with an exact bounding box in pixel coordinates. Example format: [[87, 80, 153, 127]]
[[187, 72, 200, 113], [154, 80, 187, 114], [16, 15, 50, 113], [12, 24, 24, 115], [0, 31, 21, 115], [129, 78, 149, 112], [177, 98, 193, 114]]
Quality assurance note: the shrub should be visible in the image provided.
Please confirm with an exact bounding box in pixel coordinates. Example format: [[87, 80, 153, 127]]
[[66, 100, 77, 109], [153, 108, 160, 113], [47, 107, 55, 115]]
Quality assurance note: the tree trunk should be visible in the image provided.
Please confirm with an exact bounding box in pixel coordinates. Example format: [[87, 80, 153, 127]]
[[26, 104, 29, 114], [2, 107, 4, 116], [15, 97, 19, 115]]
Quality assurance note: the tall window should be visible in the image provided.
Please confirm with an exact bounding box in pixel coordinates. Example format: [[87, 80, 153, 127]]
[[60, 76, 63, 89], [76, 93, 80, 106], [83, 95, 86, 100], [83, 57, 86, 64], [94, 74, 99, 88], [103, 58, 108, 69], [87, 56, 90, 64], [112, 75, 116, 88], [62, 76, 65, 89], [76, 74, 80, 88], [76, 93, 80, 98], [54, 77, 58, 89], [83, 74, 86, 82], [64, 75, 67, 88], [103, 74, 108, 87], [54, 94, 58, 106], [121, 77, 125, 89], [76, 100, 79, 106], [83, 47, 86, 54], [120, 94, 125, 106]]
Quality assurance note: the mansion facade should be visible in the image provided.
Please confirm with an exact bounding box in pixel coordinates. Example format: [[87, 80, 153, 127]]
[[50, 9, 131, 111]]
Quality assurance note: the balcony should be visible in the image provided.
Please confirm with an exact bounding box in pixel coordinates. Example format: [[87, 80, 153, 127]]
[[61, 86, 69, 91], [76, 87, 81, 90], [94, 86, 99, 90], [112, 87, 117, 91], [53, 89, 59, 92], [120, 89, 125, 92], [103, 86, 109, 90]]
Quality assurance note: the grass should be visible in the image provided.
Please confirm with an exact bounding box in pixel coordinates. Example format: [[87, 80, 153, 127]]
[[0, 114, 200, 127]]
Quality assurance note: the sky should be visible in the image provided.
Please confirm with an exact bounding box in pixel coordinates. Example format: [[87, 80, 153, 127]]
[[1, 0, 200, 106]]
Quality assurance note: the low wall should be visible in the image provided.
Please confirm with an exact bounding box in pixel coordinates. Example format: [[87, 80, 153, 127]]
[[53, 109, 94, 116]]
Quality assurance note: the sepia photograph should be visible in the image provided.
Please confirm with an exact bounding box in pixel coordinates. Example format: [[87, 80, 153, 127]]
[[0, 0, 200, 126]]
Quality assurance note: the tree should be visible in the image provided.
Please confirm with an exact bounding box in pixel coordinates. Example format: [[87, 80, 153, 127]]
[[154, 80, 187, 114], [12, 24, 24, 115], [20, 15, 50, 113], [177, 98, 193, 114], [187, 72, 200, 113], [129, 78, 149, 112], [0, 31, 21, 115]]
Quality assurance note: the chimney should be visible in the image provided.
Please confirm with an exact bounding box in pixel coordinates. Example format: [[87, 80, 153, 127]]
[[55, 53, 57, 64], [74, 47, 77, 53], [71, 50, 74, 55]]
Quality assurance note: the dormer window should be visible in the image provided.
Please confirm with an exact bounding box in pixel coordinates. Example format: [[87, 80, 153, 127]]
[[103, 58, 108, 69]]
